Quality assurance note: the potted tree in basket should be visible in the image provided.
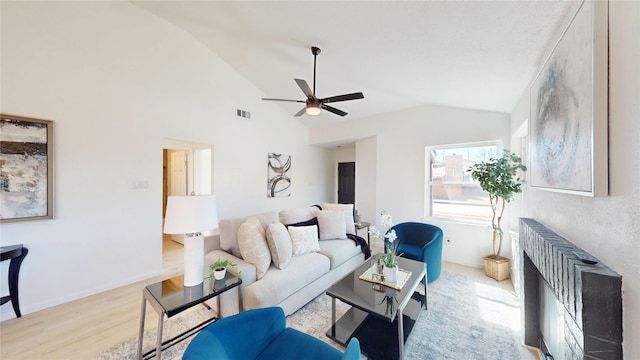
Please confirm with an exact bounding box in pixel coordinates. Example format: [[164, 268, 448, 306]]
[[468, 149, 526, 281]]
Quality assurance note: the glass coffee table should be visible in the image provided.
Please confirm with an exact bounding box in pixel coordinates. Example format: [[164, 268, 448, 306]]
[[326, 255, 427, 360], [136, 273, 242, 360]]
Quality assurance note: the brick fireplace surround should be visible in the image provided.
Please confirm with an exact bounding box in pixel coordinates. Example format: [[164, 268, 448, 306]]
[[518, 218, 622, 359]]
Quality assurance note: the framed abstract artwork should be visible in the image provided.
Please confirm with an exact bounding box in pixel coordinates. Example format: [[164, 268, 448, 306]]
[[267, 152, 291, 198], [0, 114, 54, 222], [529, 0, 608, 196]]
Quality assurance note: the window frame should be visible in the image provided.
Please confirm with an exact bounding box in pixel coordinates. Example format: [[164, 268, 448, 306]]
[[425, 140, 502, 225]]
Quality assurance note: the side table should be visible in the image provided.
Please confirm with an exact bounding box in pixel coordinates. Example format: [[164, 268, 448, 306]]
[[1, 244, 28, 318], [356, 222, 372, 246], [137, 273, 242, 360]]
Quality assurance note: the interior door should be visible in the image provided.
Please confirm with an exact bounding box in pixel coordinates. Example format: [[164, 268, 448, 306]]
[[169, 150, 188, 196], [338, 162, 355, 204]]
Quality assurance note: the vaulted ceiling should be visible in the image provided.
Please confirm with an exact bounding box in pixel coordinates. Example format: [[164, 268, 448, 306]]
[[134, 1, 577, 125]]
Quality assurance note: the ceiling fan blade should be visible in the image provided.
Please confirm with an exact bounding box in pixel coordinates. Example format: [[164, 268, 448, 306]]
[[262, 98, 305, 103], [320, 92, 364, 104], [294, 79, 314, 99], [322, 104, 347, 117], [294, 107, 307, 117]]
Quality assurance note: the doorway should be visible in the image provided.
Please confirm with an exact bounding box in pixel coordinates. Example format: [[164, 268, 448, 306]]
[[338, 162, 355, 204], [162, 139, 214, 253]]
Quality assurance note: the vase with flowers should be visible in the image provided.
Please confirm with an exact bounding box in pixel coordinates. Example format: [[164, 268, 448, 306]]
[[369, 210, 401, 283]]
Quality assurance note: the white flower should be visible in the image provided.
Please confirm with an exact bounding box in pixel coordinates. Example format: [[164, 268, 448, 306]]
[[378, 210, 394, 229], [385, 229, 397, 243], [369, 227, 381, 240]]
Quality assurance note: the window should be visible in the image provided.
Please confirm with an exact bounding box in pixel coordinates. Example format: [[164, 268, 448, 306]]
[[426, 142, 499, 224]]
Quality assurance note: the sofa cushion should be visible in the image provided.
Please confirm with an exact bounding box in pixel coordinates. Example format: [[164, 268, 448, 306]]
[[266, 222, 292, 270], [288, 225, 320, 256], [219, 211, 278, 258], [316, 210, 347, 240], [318, 239, 362, 270], [321, 203, 356, 235], [279, 206, 318, 224], [284, 217, 320, 238], [238, 217, 271, 280], [243, 253, 330, 310]]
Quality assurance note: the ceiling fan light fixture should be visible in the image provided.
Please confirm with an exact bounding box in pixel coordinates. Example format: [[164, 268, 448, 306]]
[[262, 46, 363, 118], [306, 103, 321, 116]]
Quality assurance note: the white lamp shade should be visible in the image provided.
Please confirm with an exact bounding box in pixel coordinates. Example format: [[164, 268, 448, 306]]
[[164, 195, 219, 235]]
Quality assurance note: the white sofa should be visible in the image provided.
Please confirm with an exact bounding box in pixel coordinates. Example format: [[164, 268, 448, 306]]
[[204, 205, 367, 317]]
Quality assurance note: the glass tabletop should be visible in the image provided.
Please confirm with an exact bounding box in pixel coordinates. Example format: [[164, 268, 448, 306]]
[[326, 255, 426, 322], [145, 273, 242, 317]]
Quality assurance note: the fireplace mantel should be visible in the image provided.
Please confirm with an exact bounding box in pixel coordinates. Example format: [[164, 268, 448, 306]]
[[518, 218, 622, 359]]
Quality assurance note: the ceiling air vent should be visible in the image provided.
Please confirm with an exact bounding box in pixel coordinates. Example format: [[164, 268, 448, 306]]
[[236, 109, 251, 119]]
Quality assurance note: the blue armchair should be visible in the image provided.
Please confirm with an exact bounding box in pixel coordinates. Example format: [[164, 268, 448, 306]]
[[183, 307, 361, 360], [387, 222, 443, 283]]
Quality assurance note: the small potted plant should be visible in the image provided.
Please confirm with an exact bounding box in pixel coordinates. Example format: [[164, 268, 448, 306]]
[[209, 259, 239, 280], [468, 149, 526, 281]]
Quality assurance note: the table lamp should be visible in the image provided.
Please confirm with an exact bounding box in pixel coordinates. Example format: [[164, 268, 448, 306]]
[[163, 195, 218, 286]]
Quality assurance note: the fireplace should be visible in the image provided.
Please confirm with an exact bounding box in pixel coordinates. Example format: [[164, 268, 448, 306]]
[[518, 218, 622, 359]]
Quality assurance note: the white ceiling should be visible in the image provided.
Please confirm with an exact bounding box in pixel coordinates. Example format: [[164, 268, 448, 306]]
[[133, 1, 576, 126]]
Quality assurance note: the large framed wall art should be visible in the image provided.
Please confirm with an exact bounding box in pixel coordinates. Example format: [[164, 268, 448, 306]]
[[529, 0, 608, 196], [0, 114, 54, 222]]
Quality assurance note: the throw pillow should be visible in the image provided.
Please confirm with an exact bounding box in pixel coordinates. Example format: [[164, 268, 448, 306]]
[[321, 202, 356, 235], [284, 217, 320, 237], [237, 217, 271, 279], [266, 222, 293, 269], [219, 211, 278, 259], [288, 225, 321, 256], [279, 206, 319, 224], [316, 210, 348, 240]]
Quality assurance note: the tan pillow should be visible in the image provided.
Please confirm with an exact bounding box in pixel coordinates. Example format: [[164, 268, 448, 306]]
[[279, 206, 319, 224], [316, 210, 348, 240], [266, 222, 293, 269], [237, 217, 271, 279], [219, 211, 278, 258], [321, 202, 356, 235], [288, 225, 320, 256]]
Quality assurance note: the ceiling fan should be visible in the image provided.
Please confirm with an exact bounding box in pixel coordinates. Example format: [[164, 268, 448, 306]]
[[262, 46, 364, 117]]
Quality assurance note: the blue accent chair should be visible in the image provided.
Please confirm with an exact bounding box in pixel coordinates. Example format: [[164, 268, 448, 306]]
[[183, 307, 361, 360], [387, 222, 443, 283]]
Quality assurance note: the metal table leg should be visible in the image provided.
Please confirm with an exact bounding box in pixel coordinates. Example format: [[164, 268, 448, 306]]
[[331, 297, 336, 338], [137, 294, 146, 360], [156, 312, 164, 359], [397, 306, 404, 359], [423, 272, 428, 310]]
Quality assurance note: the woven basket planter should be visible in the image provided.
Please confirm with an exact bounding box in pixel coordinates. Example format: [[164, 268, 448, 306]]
[[483, 255, 510, 281]]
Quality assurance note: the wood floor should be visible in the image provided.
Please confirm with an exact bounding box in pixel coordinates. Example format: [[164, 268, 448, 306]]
[[0, 235, 184, 359], [0, 240, 536, 359]]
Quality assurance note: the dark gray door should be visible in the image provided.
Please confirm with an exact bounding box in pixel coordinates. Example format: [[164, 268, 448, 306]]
[[338, 162, 355, 204]]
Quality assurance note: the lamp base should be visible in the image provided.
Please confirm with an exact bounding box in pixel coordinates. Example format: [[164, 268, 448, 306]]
[[183, 234, 204, 286]]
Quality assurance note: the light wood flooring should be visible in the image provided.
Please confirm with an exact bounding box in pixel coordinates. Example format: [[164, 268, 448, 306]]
[[0, 235, 184, 359], [0, 240, 537, 359]]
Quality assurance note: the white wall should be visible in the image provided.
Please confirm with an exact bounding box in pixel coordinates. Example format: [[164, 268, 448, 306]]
[[511, 2, 640, 357], [355, 137, 377, 243], [311, 105, 511, 264], [0, 2, 332, 320]]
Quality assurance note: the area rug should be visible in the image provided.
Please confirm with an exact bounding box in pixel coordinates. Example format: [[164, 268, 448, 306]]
[[98, 271, 523, 359]]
